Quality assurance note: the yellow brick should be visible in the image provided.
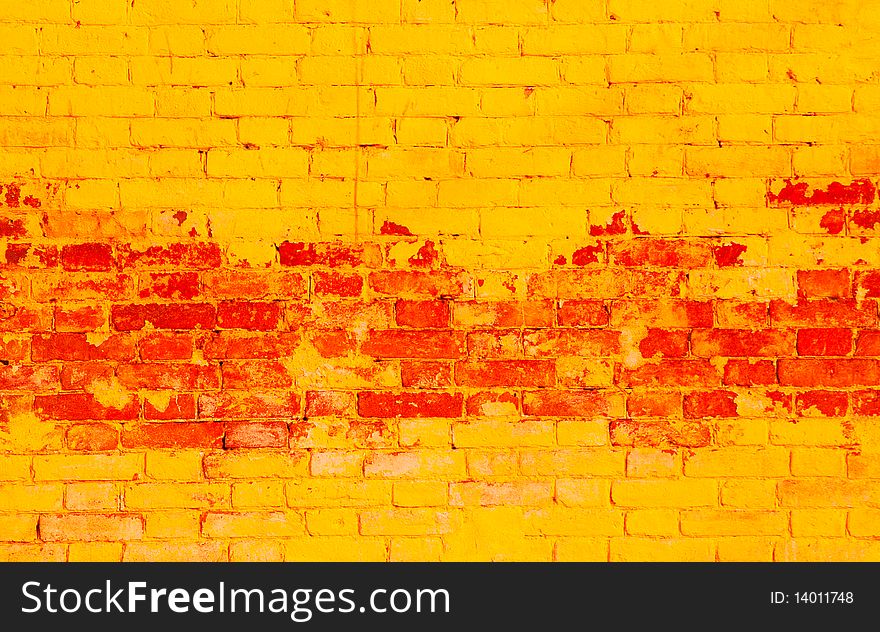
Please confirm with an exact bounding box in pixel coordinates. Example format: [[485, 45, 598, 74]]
[[34, 455, 142, 481], [125, 482, 229, 509], [232, 481, 285, 507], [145, 451, 203, 480], [285, 537, 387, 561], [360, 508, 456, 535], [364, 451, 465, 479], [554, 538, 608, 561], [203, 452, 309, 478], [791, 509, 846, 537], [389, 537, 443, 561], [132, 0, 236, 24], [625, 509, 679, 536], [0, 514, 38, 541], [230, 540, 285, 561], [681, 510, 787, 536], [611, 537, 715, 561], [68, 542, 123, 562], [124, 542, 227, 562], [48, 87, 154, 116], [455, 0, 548, 24], [393, 481, 448, 507], [626, 85, 682, 114], [612, 479, 717, 507], [306, 508, 358, 535], [790, 448, 846, 477], [144, 511, 201, 539], [0, 484, 63, 511], [454, 420, 555, 448], [524, 508, 623, 536], [202, 511, 305, 538], [556, 479, 611, 507], [66, 482, 119, 511], [286, 480, 391, 507], [0, 456, 32, 481], [716, 537, 776, 561], [557, 420, 609, 446], [720, 479, 778, 509]]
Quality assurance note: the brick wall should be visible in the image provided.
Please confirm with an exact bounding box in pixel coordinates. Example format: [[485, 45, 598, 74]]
[[0, 0, 878, 561]]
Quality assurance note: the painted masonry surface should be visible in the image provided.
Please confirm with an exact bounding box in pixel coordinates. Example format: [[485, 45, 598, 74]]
[[0, 0, 878, 561]]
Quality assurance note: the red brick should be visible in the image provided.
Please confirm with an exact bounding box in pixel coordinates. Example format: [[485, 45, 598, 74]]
[[368, 270, 467, 297], [610, 419, 711, 448], [522, 390, 615, 417], [723, 360, 777, 386], [396, 300, 449, 328], [313, 301, 394, 329], [304, 391, 353, 417], [202, 269, 306, 299], [466, 330, 521, 359], [856, 331, 880, 356], [797, 269, 850, 299], [683, 390, 738, 418], [33, 274, 134, 302], [54, 306, 105, 332], [770, 299, 876, 327], [122, 422, 224, 448], [111, 303, 216, 331], [225, 422, 288, 448], [60, 243, 114, 271], [60, 362, 113, 390], [611, 300, 713, 327], [217, 301, 281, 330], [616, 360, 720, 388], [357, 392, 463, 418], [221, 361, 292, 389], [32, 333, 135, 361], [523, 329, 620, 357], [627, 391, 682, 417], [639, 329, 689, 358], [5, 243, 58, 268], [117, 242, 222, 269], [855, 271, 880, 299], [117, 364, 220, 390], [138, 271, 200, 300], [34, 393, 139, 421], [779, 359, 880, 387], [716, 301, 768, 328], [362, 329, 465, 359], [0, 365, 58, 390], [0, 337, 27, 362], [691, 328, 793, 357], [557, 300, 609, 327], [313, 271, 363, 297], [143, 394, 196, 420], [401, 361, 452, 388], [797, 328, 852, 356], [139, 332, 193, 360], [610, 239, 713, 268], [200, 332, 299, 359], [278, 241, 379, 267], [853, 390, 880, 416], [796, 390, 848, 417], [310, 330, 354, 357], [453, 301, 524, 327], [199, 392, 299, 419], [455, 360, 555, 387], [466, 391, 519, 416], [66, 423, 119, 451]]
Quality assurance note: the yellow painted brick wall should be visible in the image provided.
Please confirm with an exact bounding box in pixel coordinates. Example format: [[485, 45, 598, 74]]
[[0, 0, 879, 561]]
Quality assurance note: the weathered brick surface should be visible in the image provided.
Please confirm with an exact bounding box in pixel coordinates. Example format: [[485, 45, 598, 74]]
[[0, 0, 878, 562]]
